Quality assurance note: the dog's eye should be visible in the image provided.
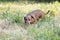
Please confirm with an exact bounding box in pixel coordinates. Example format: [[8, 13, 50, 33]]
[[29, 19, 30, 21]]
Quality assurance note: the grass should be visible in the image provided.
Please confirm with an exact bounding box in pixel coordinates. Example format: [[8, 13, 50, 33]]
[[0, 1, 60, 40]]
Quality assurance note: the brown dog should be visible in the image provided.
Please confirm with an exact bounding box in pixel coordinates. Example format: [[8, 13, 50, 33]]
[[24, 9, 50, 24]]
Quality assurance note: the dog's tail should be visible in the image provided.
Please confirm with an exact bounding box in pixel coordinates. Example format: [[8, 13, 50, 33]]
[[46, 10, 50, 15]]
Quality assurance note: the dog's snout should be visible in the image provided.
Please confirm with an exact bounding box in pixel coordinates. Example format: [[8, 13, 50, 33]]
[[25, 21, 30, 24]]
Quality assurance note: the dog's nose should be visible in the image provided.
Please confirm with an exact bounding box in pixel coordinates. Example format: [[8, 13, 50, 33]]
[[27, 22, 30, 24]]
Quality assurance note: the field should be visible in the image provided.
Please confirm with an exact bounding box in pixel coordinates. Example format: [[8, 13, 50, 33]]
[[0, 1, 60, 40]]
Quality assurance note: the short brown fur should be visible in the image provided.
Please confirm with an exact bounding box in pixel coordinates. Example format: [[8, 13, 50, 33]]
[[24, 9, 45, 24]]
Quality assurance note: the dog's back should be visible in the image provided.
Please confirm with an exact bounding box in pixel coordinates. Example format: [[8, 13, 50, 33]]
[[28, 9, 45, 19]]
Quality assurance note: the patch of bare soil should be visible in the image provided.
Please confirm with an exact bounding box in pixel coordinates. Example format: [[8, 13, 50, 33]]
[[0, 19, 27, 35]]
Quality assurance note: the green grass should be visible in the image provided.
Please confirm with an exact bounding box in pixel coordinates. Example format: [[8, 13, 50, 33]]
[[0, 1, 60, 40]]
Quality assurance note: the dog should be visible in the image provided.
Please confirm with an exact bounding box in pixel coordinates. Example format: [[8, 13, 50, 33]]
[[24, 9, 50, 24]]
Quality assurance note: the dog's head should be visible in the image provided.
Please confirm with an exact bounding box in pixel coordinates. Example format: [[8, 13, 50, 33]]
[[24, 15, 34, 24]]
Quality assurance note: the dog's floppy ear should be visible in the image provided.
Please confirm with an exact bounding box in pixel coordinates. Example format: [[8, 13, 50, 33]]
[[24, 17, 26, 23], [31, 15, 34, 18], [24, 17, 26, 20]]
